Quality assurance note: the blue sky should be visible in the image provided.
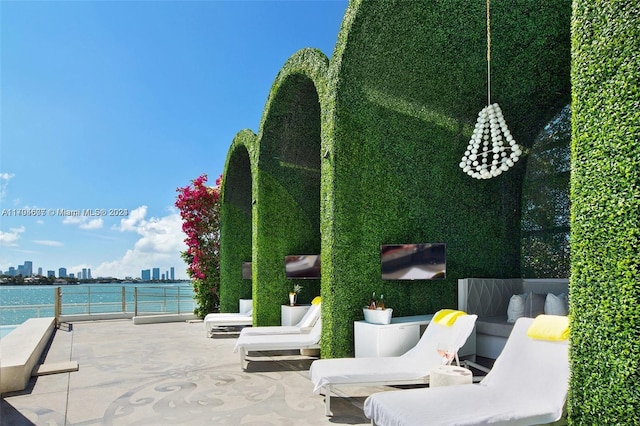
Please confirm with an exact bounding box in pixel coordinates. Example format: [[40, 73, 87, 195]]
[[0, 0, 348, 280]]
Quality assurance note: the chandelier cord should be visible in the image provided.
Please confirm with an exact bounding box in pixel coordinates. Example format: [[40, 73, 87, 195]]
[[459, 0, 522, 179], [487, 0, 491, 106]]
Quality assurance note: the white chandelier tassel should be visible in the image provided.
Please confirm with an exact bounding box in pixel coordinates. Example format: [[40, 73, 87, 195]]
[[459, 103, 522, 179], [459, 0, 523, 179]]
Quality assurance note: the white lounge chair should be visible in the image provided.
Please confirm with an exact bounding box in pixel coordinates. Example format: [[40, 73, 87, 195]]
[[204, 299, 252, 337], [309, 310, 477, 416], [364, 316, 570, 426], [238, 301, 321, 337], [233, 318, 322, 369]]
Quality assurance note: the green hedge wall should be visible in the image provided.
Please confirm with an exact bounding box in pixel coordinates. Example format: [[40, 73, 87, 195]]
[[219, 0, 571, 358], [219, 130, 256, 313], [251, 49, 329, 325], [320, 0, 571, 357], [569, 1, 640, 423]]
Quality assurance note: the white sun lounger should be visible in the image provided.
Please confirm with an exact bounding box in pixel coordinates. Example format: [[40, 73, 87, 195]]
[[204, 299, 252, 337], [238, 301, 321, 337], [233, 318, 322, 369], [309, 311, 477, 416], [364, 316, 569, 426]]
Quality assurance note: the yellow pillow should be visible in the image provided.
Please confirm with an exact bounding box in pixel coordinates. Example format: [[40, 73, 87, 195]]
[[433, 309, 466, 326], [311, 296, 321, 305], [526, 315, 569, 341]]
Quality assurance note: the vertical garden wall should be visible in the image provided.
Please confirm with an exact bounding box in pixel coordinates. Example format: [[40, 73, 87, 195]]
[[218, 0, 571, 358], [569, 1, 640, 423], [251, 49, 329, 325], [320, 0, 571, 357], [219, 130, 256, 313]]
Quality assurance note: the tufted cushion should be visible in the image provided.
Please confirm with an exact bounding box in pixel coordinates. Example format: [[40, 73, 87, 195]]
[[463, 279, 523, 318], [476, 316, 514, 338]]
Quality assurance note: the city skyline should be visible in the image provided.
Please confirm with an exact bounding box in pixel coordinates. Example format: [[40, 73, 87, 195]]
[[3, 259, 178, 281]]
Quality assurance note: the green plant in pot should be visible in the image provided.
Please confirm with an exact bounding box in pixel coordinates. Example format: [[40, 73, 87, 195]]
[[289, 284, 303, 306]]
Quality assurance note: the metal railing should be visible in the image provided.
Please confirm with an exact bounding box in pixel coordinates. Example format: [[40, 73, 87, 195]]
[[55, 285, 195, 318], [0, 304, 56, 326], [0, 285, 196, 326]]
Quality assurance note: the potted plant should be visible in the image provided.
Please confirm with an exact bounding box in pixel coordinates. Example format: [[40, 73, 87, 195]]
[[289, 284, 303, 306]]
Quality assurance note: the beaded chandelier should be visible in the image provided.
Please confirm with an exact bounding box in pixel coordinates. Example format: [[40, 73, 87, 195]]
[[459, 0, 523, 179]]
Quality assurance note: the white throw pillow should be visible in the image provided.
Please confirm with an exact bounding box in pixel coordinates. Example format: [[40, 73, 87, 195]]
[[544, 293, 568, 316], [507, 294, 526, 323]]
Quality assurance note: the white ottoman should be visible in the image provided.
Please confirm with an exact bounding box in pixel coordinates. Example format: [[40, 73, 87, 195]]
[[430, 365, 473, 387]]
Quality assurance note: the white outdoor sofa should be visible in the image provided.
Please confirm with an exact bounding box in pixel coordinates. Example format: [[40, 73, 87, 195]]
[[458, 278, 569, 359]]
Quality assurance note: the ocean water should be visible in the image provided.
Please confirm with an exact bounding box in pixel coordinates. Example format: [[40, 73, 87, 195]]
[[0, 282, 195, 336]]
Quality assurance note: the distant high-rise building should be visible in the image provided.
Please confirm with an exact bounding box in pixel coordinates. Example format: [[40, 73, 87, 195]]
[[161, 273, 165, 280], [82, 268, 87, 280], [47, 270, 55, 278], [170, 267, 175, 281], [37, 267, 43, 276], [59, 267, 67, 278], [8, 267, 16, 277], [23, 261, 33, 277], [69, 273, 75, 278], [87, 268, 92, 279], [152, 268, 160, 280], [17, 265, 24, 276], [77, 271, 82, 279], [141, 269, 151, 281]]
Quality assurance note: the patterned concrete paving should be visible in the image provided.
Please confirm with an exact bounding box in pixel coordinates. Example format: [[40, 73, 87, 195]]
[[1, 320, 387, 425]]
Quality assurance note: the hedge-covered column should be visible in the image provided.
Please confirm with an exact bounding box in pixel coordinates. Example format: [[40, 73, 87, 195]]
[[219, 130, 256, 314], [569, 1, 640, 423]]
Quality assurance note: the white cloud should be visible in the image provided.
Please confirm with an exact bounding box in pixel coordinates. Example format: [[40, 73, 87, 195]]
[[115, 206, 147, 232], [62, 216, 104, 230], [33, 240, 64, 247], [0, 226, 25, 246], [81, 219, 103, 230], [0, 172, 15, 199], [93, 207, 188, 279]]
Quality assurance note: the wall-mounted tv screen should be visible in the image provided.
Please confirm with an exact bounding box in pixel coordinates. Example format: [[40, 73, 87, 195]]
[[242, 262, 252, 280], [285, 255, 321, 279], [381, 243, 446, 280]]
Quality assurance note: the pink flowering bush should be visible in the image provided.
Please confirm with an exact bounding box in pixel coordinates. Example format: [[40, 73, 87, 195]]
[[175, 173, 222, 317]]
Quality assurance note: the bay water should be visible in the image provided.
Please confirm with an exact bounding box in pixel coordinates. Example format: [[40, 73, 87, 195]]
[[0, 282, 195, 337]]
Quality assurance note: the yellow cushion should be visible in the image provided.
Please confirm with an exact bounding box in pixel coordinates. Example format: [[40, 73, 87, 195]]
[[526, 315, 569, 341], [433, 309, 466, 326], [311, 296, 321, 305]]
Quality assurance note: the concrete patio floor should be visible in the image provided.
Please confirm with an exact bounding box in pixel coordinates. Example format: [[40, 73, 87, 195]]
[[0, 319, 391, 425]]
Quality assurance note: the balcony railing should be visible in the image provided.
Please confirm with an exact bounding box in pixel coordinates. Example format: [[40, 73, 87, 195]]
[[0, 285, 196, 327]]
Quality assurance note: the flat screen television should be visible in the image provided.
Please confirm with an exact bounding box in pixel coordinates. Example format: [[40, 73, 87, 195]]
[[241, 262, 252, 280], [381, 243, 446, 280], [285, 255, 321, 279]]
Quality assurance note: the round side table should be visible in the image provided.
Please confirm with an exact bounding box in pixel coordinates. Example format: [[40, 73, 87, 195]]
[[430, 365, 473, 387]]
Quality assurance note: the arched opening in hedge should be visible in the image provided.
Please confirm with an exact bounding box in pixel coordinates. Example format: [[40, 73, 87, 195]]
[[320, 0, 571, 357], [521, 105, 571, 278], [219, 133, 254, 313], [253, 72, 323, 325]]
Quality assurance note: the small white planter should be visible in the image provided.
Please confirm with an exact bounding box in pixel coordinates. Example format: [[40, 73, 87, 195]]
[[363, 308, 393, 325]]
